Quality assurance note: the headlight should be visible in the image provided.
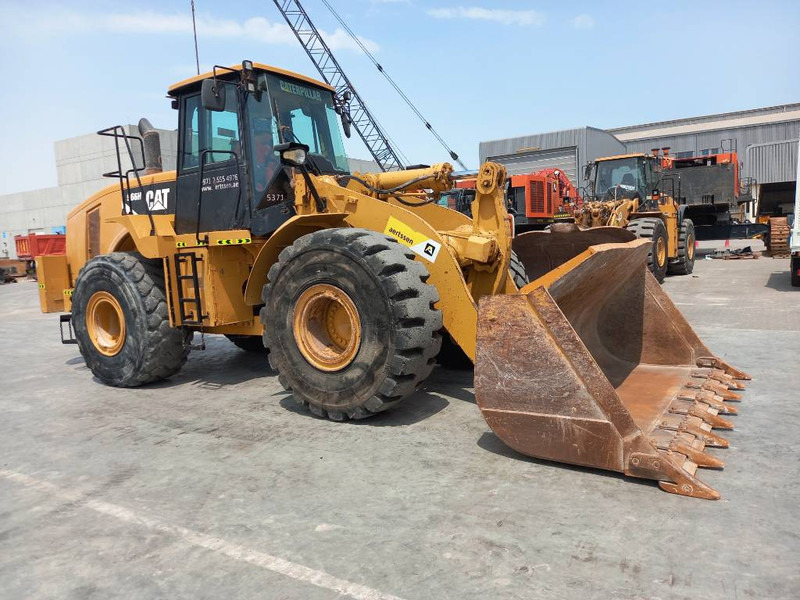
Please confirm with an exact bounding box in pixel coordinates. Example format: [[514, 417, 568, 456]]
[[281, 147, 307, 166]]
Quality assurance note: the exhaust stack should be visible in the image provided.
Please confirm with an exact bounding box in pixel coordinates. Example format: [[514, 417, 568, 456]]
[[138, 118, 163, 175]]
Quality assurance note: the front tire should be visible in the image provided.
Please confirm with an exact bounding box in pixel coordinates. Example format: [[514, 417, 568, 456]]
[[791, 254, 800, 287], [261, 228, 442, 421], [71, 252, 191, 387], [626, 218, 669, 283], [668, 218, 696, 275]]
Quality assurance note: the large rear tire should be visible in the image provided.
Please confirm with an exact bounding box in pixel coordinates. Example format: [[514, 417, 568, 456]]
[[668, 218, 696, 275], [261, 228, 442, 421], [626, 218, 669, 283], [71, 252, 191, 387], [791, 254, 800, 287]]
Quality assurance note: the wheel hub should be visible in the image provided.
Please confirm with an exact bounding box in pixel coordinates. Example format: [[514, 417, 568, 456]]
[[656, 236, 667, 267], [293, 284, 362, 372], [86, 290, 126, 356]]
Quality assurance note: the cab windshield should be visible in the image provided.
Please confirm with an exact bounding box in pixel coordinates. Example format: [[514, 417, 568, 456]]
[[246, 72, 348, 198], [595, 157, 646, 196]]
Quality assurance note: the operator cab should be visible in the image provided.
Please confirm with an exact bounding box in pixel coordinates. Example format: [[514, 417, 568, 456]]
[[588, 154, 658, 206], [168, 61, 351, 238]]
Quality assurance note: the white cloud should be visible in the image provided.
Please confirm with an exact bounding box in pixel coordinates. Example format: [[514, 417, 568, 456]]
[[427, 6, 545, 26], [572, 14, 595, 30], [5, 9, 379, 52]]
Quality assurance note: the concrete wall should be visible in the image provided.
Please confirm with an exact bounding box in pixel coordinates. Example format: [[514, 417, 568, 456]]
[[347, 157, 380, 173]]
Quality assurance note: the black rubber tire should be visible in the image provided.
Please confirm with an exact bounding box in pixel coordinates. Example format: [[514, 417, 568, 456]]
[[437, 250, 529, 370], [626, 217, 669, 283], [791, 254, 800, 287], [508, 250, 530, 289], [225, 334, 268, 353], [260, 228, 442, 421], [72, 252, 191, 387], [668, 218, 696, 275]]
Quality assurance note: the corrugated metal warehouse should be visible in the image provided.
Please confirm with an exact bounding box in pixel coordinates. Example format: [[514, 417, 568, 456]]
[[480, 103, 800, 219]]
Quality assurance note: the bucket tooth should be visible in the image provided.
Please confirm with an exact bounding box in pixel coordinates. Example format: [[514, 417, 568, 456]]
[[659, 414, 730, 448], [709, 370, 747, 390], [651, 429, 725, 470], [691, 369, 746, 391], [683, 420, 730, 448], [658, 472, 721, 500], [683, 380, 743, 401], [688, 404, 735, 430], [671, 437, 725, 469], [696, 356, 751, 381], [679, 390, 738, 414], [669, 399, 735, 430], [715, 388, 743, 402], [629, 451, 721, 500]]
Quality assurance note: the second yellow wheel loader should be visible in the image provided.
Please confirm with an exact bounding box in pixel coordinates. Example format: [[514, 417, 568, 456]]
[[574, 153, 696, 283], [36, 61, 748, 499]]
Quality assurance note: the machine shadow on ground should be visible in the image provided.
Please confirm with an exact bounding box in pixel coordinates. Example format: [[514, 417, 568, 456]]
[[425, 366, 475, 402], [476, 431, 661, 491], [275, 363, 477, 427], [279, 390, 450, 427], [143, 337, 273, 389], [764, 270, 797, 291]]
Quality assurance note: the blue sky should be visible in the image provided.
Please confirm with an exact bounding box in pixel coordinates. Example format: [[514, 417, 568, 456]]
[[1, 0, 798, 194]]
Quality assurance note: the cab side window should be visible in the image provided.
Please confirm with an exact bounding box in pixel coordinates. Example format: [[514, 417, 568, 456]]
[[209, 85, 240, 164], [180, 84, 240, 171], [182, 95, 201, 170]]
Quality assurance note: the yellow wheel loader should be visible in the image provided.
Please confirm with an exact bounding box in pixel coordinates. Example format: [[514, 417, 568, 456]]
[[36, 61, 748, 499], [574, 153, 696, 283]]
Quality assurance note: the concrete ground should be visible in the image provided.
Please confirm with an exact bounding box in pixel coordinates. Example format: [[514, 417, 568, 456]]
[[0, 252, 798, 600]]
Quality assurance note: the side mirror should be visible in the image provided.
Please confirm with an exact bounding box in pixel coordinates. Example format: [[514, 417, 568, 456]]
[[335, 91, 353, 139], [583, 164, 591, 181], [201, 79, 226, 112], [341, 112, 352, 139]]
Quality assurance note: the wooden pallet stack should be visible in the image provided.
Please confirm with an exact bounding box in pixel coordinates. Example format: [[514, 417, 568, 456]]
[[768, 217, 790, 258]]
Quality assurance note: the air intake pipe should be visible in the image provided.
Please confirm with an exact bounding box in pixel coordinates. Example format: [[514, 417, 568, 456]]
[[138, 118, 163, 175]]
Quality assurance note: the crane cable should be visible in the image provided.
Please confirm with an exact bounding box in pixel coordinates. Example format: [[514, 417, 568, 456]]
[[320, 0, 469, 171]]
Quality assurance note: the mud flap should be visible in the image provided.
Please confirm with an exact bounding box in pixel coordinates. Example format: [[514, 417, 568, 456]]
[[475, 238, 749, 499]]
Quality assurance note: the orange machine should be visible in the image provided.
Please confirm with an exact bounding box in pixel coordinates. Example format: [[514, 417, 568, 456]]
[[445, 169, 582, 232], [507, 168, 581, 232], [1, 233, 67, 280], [15, 233, 66, 261]]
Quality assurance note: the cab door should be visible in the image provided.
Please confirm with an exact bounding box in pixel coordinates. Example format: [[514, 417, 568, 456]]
[[174, 84, 248, 236]]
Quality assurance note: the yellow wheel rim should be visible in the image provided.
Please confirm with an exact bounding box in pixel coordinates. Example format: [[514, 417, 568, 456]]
[[293, 284, 361, 372], [688, 234, 695, 260], [86, 291, 126, 356], [656, 236, 667, 267]]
